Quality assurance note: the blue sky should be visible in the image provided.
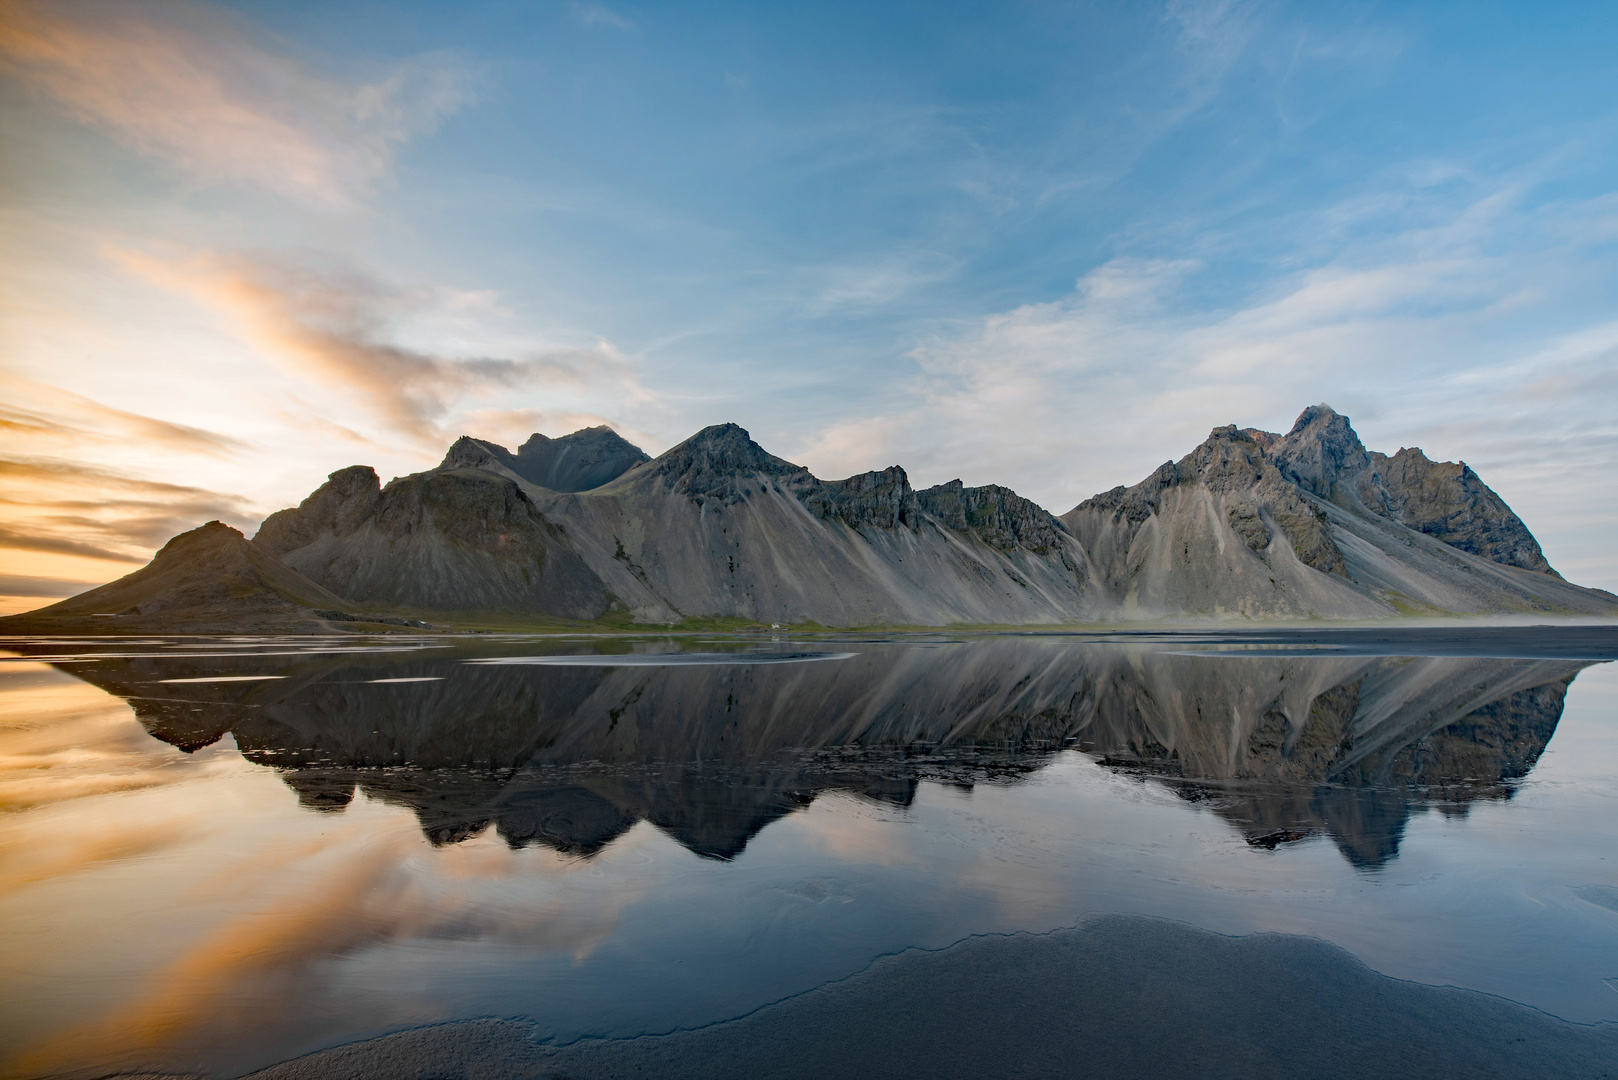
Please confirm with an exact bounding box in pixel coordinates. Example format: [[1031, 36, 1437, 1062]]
[[2, 0, 1617, 600]]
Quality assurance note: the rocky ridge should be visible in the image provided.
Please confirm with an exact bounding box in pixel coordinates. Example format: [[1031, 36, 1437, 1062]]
[[438, 426, 650, 493], [4, 405, 1615, 630], [1063, 404, 1613, 620]]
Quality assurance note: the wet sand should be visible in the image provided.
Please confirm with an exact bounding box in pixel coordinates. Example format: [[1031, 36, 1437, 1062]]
[[231, 915, 1618, 1080]]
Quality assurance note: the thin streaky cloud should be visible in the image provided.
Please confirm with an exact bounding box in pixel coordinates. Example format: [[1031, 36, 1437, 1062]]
[[0, 524, 145, 562], [0, 381, 249, 456], [112, 248, 647, 446], [0, 457, 256, 502], [0, 455, 257, 560], [0, 573, 98, 597], [0, 0, 473, 207]]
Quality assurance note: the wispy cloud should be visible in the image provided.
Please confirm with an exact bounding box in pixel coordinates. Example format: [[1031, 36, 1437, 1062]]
[[793, 175, 1618, 586], [0, 0, 473, 207], [0, 573, 96, 597], [0, 522, 138, 563], [0, 457, 255, 563], [571, 2, 636, 32], [113, 248, 647, 445], [0, 379, 247, 457]]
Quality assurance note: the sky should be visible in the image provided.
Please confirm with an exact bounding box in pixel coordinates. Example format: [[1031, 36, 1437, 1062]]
[[2, 0, 1617, 612]]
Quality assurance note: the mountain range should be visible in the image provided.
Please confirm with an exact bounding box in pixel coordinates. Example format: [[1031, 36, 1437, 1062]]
[[6, 406, 1615, 630]]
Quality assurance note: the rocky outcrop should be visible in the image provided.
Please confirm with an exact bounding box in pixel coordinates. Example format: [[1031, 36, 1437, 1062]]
[[1354, 448, 1554, 574], [257, 465, 612, 619], [917, 481, 1070, 554], [255, 465, 384, 559], [436, 426, 649, 492], [1263, 405, 1553, 574], [1063, 405, 1615, 619], [801, 466, 920, 529]]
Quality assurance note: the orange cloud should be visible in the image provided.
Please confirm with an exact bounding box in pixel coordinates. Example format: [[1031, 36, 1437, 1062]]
[[0, 0, 471, 207], [6, 821, 646, 1077], [457, 406, 660, 454], [0, 378, 248, 457], [116, 248, 641, 444], [0, 457, 255, 573]]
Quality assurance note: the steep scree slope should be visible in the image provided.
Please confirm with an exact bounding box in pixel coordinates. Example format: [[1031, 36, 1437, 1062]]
[[1063, 405, 1614, 618]]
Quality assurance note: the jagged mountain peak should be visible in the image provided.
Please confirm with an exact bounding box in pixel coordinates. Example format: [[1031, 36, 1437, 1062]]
[[255, 466, 381, 557], [636, 423, 807, 495], [1058, 402, 1601, 617], [435, 426, 650, 492], [683, 422, 767, 451], [1271, 403, 1372, 498], [439, 435, 506, 470], [1288, 402, 1345, 433]]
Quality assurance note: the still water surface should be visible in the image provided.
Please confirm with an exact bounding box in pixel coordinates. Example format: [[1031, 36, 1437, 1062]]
[[1, 633, 1616, 1077]]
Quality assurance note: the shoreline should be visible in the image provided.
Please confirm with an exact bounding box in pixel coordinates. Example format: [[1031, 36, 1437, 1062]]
[[116, 914, 1618, 1080]]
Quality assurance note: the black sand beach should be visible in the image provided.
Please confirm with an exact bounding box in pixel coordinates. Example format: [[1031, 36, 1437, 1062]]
[[234, 915, 1618, 1080]]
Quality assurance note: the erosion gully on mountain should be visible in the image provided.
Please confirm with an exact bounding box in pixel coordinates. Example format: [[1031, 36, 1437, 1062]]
[[5, 404, 1613, 634]]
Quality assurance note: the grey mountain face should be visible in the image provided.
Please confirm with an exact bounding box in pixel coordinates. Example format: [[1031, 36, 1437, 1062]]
[[5, 407, 1615, 630], [437, 426, 650, 493], [1062, 404, 1614, 620], [221, 421, 1101, 626], [555, 423, 1100, 625], [255, 460, 612, 620]]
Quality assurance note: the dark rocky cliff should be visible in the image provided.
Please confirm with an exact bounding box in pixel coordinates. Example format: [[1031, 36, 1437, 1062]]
[[1264, 405, 1554, 575], [917, 480, 1071, 554], [1355, 448, 1554, 574], [437, 426, 650, 493]]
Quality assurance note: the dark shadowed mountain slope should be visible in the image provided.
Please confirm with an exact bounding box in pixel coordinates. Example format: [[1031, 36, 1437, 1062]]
[[0, 522, 351, 632], [437, 426, 650, 493], [254, 462, 613, 620], [1063, 405, 1617, 619]]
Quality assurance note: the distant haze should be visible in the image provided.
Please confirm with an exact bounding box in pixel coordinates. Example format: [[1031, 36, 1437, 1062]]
[[3, 0, 1617, 613]]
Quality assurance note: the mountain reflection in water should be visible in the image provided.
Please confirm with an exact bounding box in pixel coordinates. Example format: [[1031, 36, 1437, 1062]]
[[51, 639, 1583, 869]]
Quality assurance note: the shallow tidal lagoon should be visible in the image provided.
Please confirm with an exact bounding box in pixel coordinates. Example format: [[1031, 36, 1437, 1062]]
[[3, 628, 1617, 1078]]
